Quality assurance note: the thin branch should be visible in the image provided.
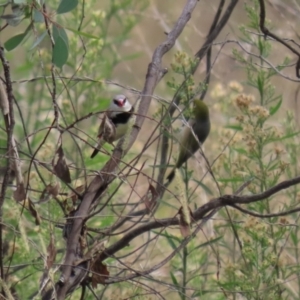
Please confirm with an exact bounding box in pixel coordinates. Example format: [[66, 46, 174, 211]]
[[258, 0, 300, 77], [98, 175, 300, 262], [56, 1, 200, 298]]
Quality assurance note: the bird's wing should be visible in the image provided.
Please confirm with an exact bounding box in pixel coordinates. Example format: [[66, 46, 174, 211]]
[[90, 113, 116, 158], [97, 113, 116, 142], [175, 119, 200, 169]]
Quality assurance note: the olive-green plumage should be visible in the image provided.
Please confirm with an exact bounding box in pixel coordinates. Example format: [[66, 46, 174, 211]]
[[166, 100, 210, 182]]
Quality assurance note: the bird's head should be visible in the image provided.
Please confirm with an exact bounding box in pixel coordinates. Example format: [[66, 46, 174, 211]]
[[193, 99, 209, 121], [109, 94, 132, 113]]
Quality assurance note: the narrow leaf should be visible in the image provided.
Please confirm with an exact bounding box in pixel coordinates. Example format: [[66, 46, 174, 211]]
[[270, 99, 282, 116], [52, 26, 69, 68], [1, 14, 24, 26], [4, 23, 31, 50], [65, 26, 100, 39], [13, 0, 27, 4], [193, 180, 213, 195], [5, 32, 27, 51], [52, 35, 68, 68], [33, 8, 44, 23], [46, 234, 57, 269], [57, 0, 78, 14], [143, 183, 158, 213], [28, 198, 41, 225], [53, 25, 68, 44], [170, 272, 179, 287], [217, 177, 244, 183], [233, 147, 248, 155], [30, 31, 47, 50], [225, 124, 243, 131], [53, 144, 71, 183], [190, 236, 222, 253]]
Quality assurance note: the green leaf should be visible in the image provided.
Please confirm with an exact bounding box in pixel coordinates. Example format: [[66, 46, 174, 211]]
[[217, 177, 245, 183], [170, 272, 179, 287], [270, 131, 300, 142], [12, 3, 25, 15], [189, 236, 222, 254], [52, 26, 69, 68], [33, 8, 44, 23], [233, 147, 248, 155], [161, 232, 181, 244], [269, 99, 282, 116], [193, 180, 213, 195], [13, 0, 26, 3], [53, 25, 68, 45], [65, 26, 101, 40], [30, 31, 47, 50], [57, 0, 78, 14], [52, 37, 68, 68], [0, 2, 9, 7], [225, 124, 243, 131], [291, 231, 298, 246], [4, 24, 31, 50], [1, 14, 24, 26], [267, 162, 279, 171]]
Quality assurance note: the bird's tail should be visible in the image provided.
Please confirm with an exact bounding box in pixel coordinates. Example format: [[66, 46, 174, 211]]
[[90, 147, 99, 159], [166, 169, 175, 183], [90, 139, 106, 158]]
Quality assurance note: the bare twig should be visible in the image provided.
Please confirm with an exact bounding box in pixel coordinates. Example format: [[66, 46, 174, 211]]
[[56, 1, 200, 298], [258, 0, 300, 77]]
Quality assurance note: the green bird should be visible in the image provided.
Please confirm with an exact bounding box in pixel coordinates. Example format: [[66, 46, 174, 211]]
[[166, 99, 210, 182]]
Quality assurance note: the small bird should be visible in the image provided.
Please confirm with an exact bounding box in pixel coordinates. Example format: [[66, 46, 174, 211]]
[[90, 94, 134, 158], [166, 99, 210, 182]]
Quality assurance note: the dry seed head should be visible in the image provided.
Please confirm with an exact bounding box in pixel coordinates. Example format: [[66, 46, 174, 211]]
[[210, 83, 227, 99], [249, 105, 269, 118], [274, 146, 284, 157], [246, 139, 256, 151], [271, 126, 282, 138], [279, 161, 289, 172], [235, 94, 254, 109], [244, 216, 258, 229], [228, 80, 243, 93], [241, 235, 252, 244], [230, 132, 243, 145], [279, 217, 288, 225], [243, 124, 254, 134], [236, 115, 244, 123]]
